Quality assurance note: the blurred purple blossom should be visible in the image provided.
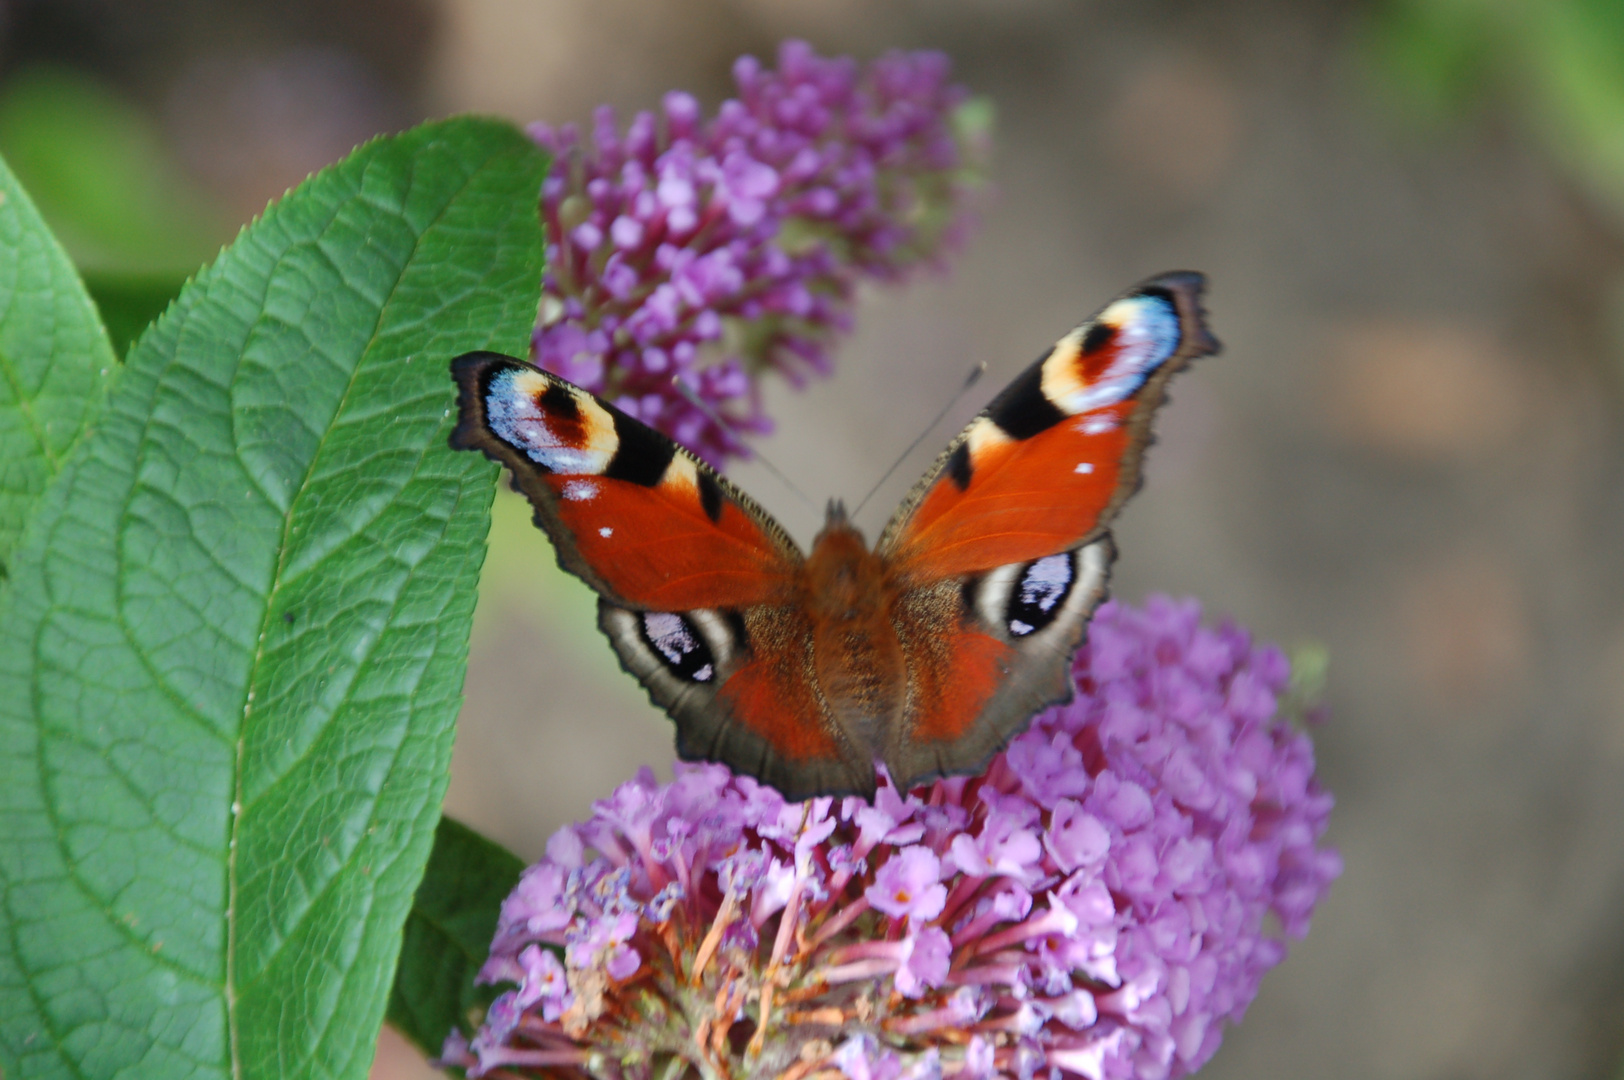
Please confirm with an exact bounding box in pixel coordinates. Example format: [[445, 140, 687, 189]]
[[529, 40, 989, 464], [442, 598, 1340, 1080]]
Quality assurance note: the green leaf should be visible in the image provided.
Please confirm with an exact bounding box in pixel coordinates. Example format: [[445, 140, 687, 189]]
[[386, 816, 525, 1058], [0, 149, 118, 579], [0, 116, 545, 1080]]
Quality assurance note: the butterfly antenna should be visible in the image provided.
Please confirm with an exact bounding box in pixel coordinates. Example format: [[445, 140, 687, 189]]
[[671, 375, 818, 511], [851, 362, 987, 520]]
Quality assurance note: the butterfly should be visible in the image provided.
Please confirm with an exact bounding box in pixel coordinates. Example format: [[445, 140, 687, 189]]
[[449, 271, 1218, 800]]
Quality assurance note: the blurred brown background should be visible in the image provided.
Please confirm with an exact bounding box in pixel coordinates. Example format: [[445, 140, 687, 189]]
[[5, 0, 1623, 1077]]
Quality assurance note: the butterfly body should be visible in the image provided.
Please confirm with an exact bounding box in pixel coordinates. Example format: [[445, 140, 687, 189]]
[[800, 510, 902, 732], [450, 272, 1218, 800]]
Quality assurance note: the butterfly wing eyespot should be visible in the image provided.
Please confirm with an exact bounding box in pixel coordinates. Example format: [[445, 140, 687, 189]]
[[974, 549, 1086, 640], [599, 606, 736, 696], [883, 538, 1115, 792]]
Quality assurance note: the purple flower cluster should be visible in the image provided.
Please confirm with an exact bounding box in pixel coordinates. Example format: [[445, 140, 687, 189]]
[[530, 40, 986, 463], [442, 598, 1340, 1080]]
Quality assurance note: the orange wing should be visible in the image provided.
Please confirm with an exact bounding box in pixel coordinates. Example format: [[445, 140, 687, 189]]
[[873, 273, 1219, 791], [878, 271, 1219, 583]]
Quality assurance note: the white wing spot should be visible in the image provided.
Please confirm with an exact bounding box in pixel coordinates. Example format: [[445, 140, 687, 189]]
[[693, 663, 714, 682], [1009, 619, 1034, 636], [644, 613, 692, 663], [1074, 462, 1095, 474], [599, 526, 614, 538], [1081, 416, 1117, 436], [1019, 554, 1073, 613], [563, 479, 599, 501]]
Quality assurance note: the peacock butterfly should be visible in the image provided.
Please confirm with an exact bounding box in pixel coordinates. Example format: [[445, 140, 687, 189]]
[[449, 271, 1218, 800]]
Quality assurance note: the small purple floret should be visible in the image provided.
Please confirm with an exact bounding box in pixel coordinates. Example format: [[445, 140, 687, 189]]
[[529, 40, 985, 464], [868, 845, 947, 922]]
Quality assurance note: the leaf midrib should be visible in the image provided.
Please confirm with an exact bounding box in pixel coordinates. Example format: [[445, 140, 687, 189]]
[[223, 150, 486, 1080]]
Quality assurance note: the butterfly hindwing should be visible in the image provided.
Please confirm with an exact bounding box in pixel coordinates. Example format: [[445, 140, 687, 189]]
[[597, 601, 877, 799], [884, 538, 1114, 791]]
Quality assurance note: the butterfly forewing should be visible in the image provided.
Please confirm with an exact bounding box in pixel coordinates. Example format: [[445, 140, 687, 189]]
[[450, 351, 802, 610], [877, 271, 1219, 582]]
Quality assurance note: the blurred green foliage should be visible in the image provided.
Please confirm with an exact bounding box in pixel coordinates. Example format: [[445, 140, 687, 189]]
[[1369, 10, 1624, 1075], [79, 269, 190, 359], [0, 66, 227, 274], [1366, 0, 1624, 222], [1282, 641, 1331, 729]]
